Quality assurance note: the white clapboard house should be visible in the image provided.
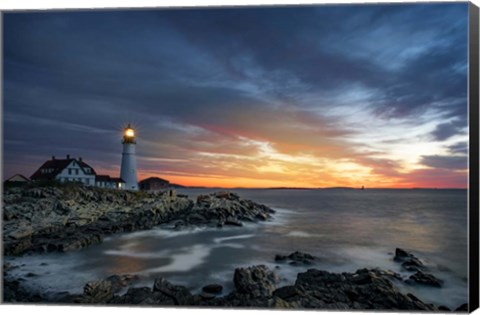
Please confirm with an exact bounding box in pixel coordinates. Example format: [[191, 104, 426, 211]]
[[30, 155, 125, 189]]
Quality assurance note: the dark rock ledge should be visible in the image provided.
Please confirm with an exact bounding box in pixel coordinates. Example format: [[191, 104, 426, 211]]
[[393, 248, 444, 288], [3, 185, 274, 256], [3, 264, 465, 311]]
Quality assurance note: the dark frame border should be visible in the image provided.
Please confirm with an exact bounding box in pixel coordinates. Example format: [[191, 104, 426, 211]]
[[469, 2, 479, 313]]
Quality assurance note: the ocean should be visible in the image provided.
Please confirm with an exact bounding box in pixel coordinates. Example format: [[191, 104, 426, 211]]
[[5, 188, 469, 309]]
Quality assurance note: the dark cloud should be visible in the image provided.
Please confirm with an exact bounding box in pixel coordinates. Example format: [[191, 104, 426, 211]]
[[430, 119, 467, 141], [420, 155, 467, 170], [447, 142, 468, 155], [2, 4, 469, 186]]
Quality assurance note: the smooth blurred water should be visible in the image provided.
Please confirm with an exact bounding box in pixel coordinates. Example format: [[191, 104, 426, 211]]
[[5, 188, 468, 308]]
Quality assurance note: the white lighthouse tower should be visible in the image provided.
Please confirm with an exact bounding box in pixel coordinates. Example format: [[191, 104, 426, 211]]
[[120, 123, 139, 191]]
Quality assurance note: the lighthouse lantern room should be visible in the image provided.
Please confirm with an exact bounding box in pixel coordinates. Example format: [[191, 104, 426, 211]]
[[120, 123, 139, 190]]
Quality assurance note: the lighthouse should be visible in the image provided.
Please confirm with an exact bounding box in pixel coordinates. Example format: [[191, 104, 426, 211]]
[[120, 123, 139, 191]]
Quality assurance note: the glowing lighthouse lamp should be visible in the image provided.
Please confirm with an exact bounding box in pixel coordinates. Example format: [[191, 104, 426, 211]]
[[120, 123, 139, 191]]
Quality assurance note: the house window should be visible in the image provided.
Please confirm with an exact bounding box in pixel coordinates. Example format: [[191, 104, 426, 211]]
[[75, 169, 79, 175], [68, 169, 72, 175]]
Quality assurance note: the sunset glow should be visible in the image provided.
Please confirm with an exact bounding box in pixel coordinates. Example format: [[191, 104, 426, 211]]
[[3, 4, 469, 189]]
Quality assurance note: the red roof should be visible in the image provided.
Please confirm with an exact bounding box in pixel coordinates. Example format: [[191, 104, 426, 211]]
[[30, 158, 96, 181]]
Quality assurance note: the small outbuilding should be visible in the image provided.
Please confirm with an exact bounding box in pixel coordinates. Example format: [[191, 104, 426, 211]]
[[139, 177, 170, 191], [4, 174, 30, 186]]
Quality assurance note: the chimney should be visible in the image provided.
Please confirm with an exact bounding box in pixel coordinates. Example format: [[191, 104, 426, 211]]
[[52, 156, 55, 160], [67, 154, 70, 159], [79, 157, 82, 162]]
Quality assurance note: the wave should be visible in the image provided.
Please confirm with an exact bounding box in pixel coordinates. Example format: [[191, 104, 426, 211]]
[[286, 230, 323, 238], [213, 234, 255, 244]]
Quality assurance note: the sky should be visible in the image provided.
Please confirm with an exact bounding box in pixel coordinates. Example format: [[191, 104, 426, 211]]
[[2, 3, 470, 188]]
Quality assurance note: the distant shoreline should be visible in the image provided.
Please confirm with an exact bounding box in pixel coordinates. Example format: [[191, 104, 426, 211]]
[[177, 186, 468, 191]]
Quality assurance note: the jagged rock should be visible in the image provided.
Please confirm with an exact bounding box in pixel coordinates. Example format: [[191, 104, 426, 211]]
[[3, 185, 194, 256], [105, 274, 140, 293], [275, 251, 315, 266], [225, 217, 243, 227], [153, 277, 192, 305], [273, 285, 304, 300], [406, 271, 443, 287], [4, 264, 449, 311], [233, 265, 279, 298], [393, 248, 426, 272], [202, 283, 223, 294], [393, 248, 410, 260], [292, 268, 435, 310], [190, 192, 274, 228], [82, 280, 113, 303], [111, 287, 153, 304]]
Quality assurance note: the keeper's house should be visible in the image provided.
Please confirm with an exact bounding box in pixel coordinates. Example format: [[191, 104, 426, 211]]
[[30, 155, 124, 189]]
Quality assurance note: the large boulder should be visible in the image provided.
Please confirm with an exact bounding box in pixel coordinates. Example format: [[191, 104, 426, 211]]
[[393, 248, 426, 272], [152, 277, 192, 305], [233, 265, 279, 298], [81, 280, 114, 303]]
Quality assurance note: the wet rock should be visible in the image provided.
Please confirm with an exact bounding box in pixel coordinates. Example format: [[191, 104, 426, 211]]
[[273, 285, 304, 300], [225, 217, 243, 227], [455, 303, 468, 312], [233, 265, 279, 298], [393, 248, 426, 271], [292, 268, 435, 310], [25, 272, 37, 278], [394, 248, 410, 260], [275, 254, 287, 261], [202, 283, 223, 294], [111, 287, 153, 305], [82, 280, 113, 303], [275, 251, 315, 266], [153, 277, 192, 305], [288, 251, 315, 261], [105, 274, 140, 293], [200, 292, 216, 300], [405, 271, 443, 287]]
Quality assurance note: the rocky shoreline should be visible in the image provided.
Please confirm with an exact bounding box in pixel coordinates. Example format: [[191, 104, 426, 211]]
[[3, 184, 274, 256], [2, 184, 468, 311], [3, 250, 468, 311]]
